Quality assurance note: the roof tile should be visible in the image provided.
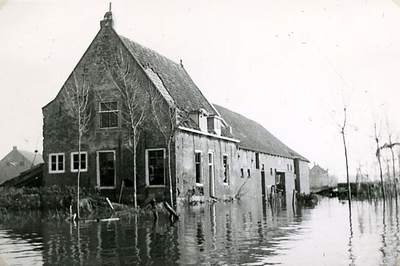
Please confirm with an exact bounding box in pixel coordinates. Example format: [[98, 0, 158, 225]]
[[214, 104, 308, 161], [119, 36, 216, 115]]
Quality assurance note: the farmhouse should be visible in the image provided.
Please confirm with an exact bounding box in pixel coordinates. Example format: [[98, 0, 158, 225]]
[[42, 11, 309, 205], [309, 164, 337, 192], [0, 146, 43, 186]]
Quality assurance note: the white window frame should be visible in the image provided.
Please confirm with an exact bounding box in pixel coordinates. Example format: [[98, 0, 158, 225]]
[[71, 152, 88, 172], [195, 150, 203, 186], [145, 148, 166, 187], [208, 152, 214, 172], [99, 101, 119, 129], [49, 153, 65, 174], [208, 151, 215, 196], [97, 150, 116, 189]]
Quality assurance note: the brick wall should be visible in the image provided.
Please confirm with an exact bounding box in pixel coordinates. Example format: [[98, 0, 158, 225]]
[[42, 24, 173, 205]]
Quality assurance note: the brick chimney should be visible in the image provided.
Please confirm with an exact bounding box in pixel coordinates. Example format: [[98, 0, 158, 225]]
[[100, 3, 113, 28]]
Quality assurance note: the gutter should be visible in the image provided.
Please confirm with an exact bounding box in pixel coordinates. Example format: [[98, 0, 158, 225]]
[[178, 126, 240, 143]]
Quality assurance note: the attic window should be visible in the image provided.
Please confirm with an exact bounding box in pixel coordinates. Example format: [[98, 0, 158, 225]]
[[100, 101, 118, 128]]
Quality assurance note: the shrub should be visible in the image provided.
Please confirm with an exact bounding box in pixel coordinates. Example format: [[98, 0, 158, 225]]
[[0, 186, 95, 211], [296, 193, 319, 207]]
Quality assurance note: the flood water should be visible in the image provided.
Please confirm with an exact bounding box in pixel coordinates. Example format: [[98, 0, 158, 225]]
[[0, 196, 400, 266]]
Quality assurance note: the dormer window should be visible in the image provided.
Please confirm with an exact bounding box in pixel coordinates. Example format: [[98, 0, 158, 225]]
[[207, 115, 222, 136], [198, 109, 208, 133], [188, 108, 210, 133], [199, 113, 207, 132]]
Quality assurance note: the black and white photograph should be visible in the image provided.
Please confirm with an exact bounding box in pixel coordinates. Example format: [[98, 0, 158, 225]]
[[1, 0, 400, 265]]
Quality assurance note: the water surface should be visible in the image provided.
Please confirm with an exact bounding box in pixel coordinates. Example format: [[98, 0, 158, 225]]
[[0, 197, 399, 265]]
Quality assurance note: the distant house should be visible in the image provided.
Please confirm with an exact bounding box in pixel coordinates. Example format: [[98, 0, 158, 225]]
[[0, 146, 43, 185], [1, 163, 44, 191], [309, 164, 336, 192], [42, 11, 310, 205]]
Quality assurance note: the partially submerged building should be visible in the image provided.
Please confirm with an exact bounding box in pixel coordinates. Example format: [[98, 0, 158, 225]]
[[42, 11, 309, 205]]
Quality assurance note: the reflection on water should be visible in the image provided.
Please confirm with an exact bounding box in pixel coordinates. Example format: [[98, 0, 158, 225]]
[[1, 196, 400, 265]]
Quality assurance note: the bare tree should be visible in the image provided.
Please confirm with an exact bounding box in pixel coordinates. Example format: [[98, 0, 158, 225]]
[[380, 117, 400, 200], [104, 48, 149, 209], [62, 71, 91, 219], [373, 120, 385, 199], [150, 99, 177, 207], [340, 107, 352, 205], [324, 85, 352, 206], [146, 80, 188, 208]]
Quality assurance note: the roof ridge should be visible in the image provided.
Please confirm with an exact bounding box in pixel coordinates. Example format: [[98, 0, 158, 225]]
[[18, 149, 44, 164], [119, 34, 217, 115], [213, 104, 309, 162], [119, 35, 181, 68]]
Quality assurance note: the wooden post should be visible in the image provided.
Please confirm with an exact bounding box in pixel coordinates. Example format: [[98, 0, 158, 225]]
[[292, 189, 296, 213], [163, 201, 179, 221], [106, 197, 114, 211], [292, 189, 296, 206], [118, 181, 125, 204]]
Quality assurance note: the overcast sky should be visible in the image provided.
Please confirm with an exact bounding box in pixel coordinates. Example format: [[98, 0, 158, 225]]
[[1, 0, 400, 181]]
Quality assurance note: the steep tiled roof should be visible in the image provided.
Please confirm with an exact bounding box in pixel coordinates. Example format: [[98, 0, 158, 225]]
[[119, 36, 216, 115], [310, 164, 327, 174], [144, 68, 174, 107], [214, 104, 309, 161], [0, 148, 43, 166]]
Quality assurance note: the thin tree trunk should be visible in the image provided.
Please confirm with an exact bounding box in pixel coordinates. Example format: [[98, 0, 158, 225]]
[[62, 71, 90, 220], [341, 108, 351, 211], [342, 129, 351, 208], [398, 152, 400, 193], [167, 138, 174, 207], [77, 129, 81, 219], [133, 129, 137, 209], [390, 147, 398, 201], [378, 154, 385, 199], [374, 122, 385, 200]]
